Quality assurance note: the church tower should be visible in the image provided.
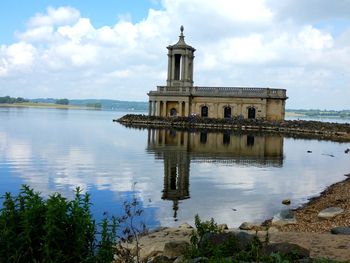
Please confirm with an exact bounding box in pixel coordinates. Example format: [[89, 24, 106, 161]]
[[166, 26, 196, 87]]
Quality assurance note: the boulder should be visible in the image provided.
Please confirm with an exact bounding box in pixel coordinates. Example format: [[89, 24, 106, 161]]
[[282, 199, 291, 205], [239, 222, 261, 230], [263, 242, 310, 258], [191, 257, 209, 263], [163, 240, 190, 259], [199, 232, 236, 250], [199, 231, 255, 251], [178, 223, 193, 229], [148, 255, 173, 263], [218, 223, 229, 230], [272, 209, 297, 226], [235, 231, 255, 250], [318, 207, 344, 219], [331, 226, 350, 235]]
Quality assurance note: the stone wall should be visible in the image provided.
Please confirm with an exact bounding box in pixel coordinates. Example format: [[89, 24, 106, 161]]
[[115, 114, 350, 142]]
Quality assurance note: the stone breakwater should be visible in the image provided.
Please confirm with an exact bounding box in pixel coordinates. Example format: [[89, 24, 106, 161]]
[[114, 114, 350, 141]]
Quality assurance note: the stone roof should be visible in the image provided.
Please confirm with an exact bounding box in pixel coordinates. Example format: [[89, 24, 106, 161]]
[[167, 25, 196, 51]]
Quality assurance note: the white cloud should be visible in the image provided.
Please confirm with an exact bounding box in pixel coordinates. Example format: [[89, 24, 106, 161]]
[[28, 6, 80, 28], [0, 1, 349, 108]]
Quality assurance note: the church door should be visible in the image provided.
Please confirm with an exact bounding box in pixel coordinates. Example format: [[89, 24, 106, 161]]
[[201, 106, 208, 117], [170, 108, 177, 116], [224, 107, 231, 118], [248, 107, 256, 119]]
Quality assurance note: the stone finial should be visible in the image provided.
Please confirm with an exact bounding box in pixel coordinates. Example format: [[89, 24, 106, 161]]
[[180, 25, 184, 36]]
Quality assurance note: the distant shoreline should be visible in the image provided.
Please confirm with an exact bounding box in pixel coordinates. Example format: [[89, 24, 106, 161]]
[[0, 102, 97, 110]]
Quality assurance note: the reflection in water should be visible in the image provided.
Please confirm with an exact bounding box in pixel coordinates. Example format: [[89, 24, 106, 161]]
[[1, 108, 350, 228], [147, 129, 284, 221]]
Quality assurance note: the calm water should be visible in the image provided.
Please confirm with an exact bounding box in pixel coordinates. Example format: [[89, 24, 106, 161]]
[[0, 107, 349, 228]]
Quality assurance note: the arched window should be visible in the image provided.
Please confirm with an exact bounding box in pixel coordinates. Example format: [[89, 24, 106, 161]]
[[248, 107, 256, 119], [170, 108, 177, 116], [201, 106, 208, 117], [224, 107, 231, 118]]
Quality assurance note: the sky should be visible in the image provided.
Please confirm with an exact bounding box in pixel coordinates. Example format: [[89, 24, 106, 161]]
[[0, 0, 350, 109]]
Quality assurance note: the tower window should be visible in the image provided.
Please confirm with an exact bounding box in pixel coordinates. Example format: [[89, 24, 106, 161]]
[[174, 54, 182, 80]]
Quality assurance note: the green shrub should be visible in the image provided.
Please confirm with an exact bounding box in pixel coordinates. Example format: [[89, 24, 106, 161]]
[[0, 185, 117, 263]]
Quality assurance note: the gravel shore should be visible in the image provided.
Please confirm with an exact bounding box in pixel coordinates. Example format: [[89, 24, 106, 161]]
[[277, 174, 350, 233]]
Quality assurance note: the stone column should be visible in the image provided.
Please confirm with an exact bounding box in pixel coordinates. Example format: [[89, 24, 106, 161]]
[[148, 101, 152, 116], [167, 54, 172, 85], [183, 54, 188, 81], [171, 55, 175, 82], [155, 101, 160, 116], [179, 101, 183, 116], [185, 102, 189, 117], [162, 101, 167, 117], [181, 54, 186, 81]]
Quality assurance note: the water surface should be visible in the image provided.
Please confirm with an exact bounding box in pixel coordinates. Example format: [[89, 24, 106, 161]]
[[0, 107, 349, 228]]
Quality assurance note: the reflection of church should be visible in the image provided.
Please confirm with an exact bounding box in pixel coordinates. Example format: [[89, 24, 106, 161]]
[[147, 129, 284, 220]]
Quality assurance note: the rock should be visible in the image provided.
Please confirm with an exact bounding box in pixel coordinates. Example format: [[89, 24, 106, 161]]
[[163, 241, 190, 259], [272, 209, 297, 226], [307, 150, 312, 153], [191, 257, 209, 263], [148, 255, 173, 263], [331, 226, 350, 235], [235, 231, 255, 250], [173, 255, 186, 263], [282, 199, 291, 205], [178, 223, 193, 229], [239, 222, 258, 230], [199, 232, 236, 250], [318, 207, 344, 219], [218, 223, 228, 230], [345, 148, 350, 154], [263, 242, 310, 258], [199, 231, 253, 252]]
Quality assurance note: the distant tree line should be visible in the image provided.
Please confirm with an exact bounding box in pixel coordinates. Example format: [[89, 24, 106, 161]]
[[287, 109, 350, 118], [86, 103, 102, 108], [55, 98, 69, 105], [0, 96, 29, 104]]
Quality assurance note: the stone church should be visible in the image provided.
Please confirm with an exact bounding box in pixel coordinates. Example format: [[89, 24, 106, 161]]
[[148, 26, 287, 120]]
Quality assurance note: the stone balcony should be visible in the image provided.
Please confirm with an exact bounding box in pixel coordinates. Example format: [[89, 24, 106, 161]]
[[148, 86, 287, 99]]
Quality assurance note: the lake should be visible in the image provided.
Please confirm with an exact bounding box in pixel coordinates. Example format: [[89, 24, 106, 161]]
[[0, 107, 349, 229]]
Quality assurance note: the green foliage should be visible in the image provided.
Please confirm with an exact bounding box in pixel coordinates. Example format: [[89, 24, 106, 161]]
[[0, 96, 29, 104], [55, 98, 70, 105], [0, 185, 117, 263], [186, 215, 312, 263]]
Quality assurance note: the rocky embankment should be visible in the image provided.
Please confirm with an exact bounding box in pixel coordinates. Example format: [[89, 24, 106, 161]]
[[115, 114, 350, 141], [123, 175, 350, 262]]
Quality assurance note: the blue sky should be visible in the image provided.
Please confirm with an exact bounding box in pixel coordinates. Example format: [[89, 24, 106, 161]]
[[0, 0, 160, 43], [0, 0, 350, 109]]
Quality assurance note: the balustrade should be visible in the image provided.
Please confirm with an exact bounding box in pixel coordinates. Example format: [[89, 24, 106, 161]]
[[149, 86, 286, 98]]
